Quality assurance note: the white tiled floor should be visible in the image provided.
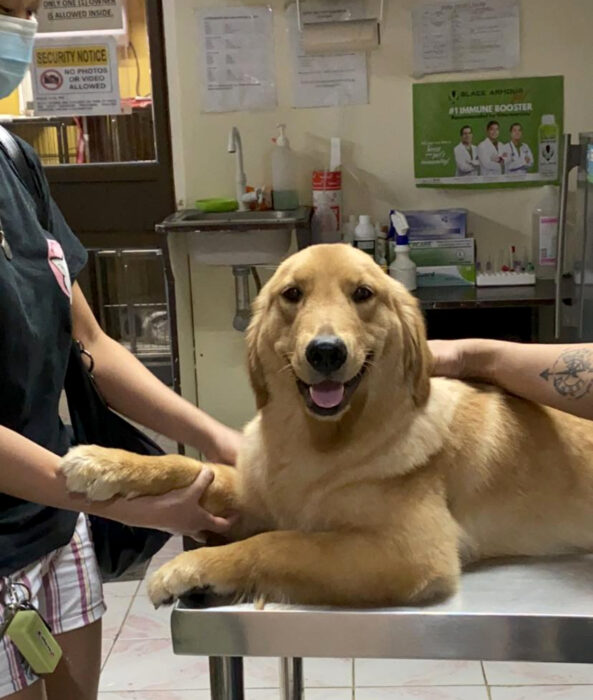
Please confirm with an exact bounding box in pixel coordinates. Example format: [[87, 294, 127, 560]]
[[97, 538, 593, 700]]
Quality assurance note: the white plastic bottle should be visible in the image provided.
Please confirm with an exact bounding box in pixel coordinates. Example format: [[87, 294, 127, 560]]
[[538, 115, 559, 180], [353, 215, 376, 257], [272, 124, 299, 211], [311, 191, 339, 244], [532, 185, 559, 279], [389, 211, 417, 291]]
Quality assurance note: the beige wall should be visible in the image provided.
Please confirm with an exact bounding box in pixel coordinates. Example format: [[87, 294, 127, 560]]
[[163, 0, 593, 430]]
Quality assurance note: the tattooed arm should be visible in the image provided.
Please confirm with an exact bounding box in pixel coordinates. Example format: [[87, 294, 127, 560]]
[[428, 339, 593, 420]]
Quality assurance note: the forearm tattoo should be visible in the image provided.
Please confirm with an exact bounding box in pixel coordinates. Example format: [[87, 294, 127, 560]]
[[540, 349, 593, 399]]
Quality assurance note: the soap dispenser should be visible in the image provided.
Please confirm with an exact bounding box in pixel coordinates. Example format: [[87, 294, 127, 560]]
[[272, 124, 299, 211]]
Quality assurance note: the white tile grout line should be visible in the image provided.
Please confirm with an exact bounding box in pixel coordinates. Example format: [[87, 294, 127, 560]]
[[490, 684, 593, 688], [481, 660, 493, 700], [100, 638, 114, 672], [100, 578, 142, 671], [98, 686, 593, 694], [294, 687, 494, 690]]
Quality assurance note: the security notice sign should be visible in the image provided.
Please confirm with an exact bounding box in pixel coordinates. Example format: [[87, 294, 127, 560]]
[[32, 37, 121, 117], [36, 0, 125, 34]]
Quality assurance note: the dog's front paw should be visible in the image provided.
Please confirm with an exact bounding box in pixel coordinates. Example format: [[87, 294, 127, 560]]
[[59, 445, 133, 501], [148, 550, 239, 608]]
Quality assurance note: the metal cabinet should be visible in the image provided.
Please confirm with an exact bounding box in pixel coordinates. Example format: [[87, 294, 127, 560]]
[[80, 248, 175, 388]]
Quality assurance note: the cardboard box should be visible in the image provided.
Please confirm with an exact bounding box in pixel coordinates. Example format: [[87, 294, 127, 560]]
[[409, 238, 475, 267], [403, 208, 468, 240], [416, 264, 476, 287]]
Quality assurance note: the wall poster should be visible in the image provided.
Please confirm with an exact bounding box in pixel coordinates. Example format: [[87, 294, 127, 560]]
[[413, 76, 564, 188]]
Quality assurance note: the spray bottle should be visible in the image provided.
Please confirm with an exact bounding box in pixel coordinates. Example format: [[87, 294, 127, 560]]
[[389, 211, 417, 291]]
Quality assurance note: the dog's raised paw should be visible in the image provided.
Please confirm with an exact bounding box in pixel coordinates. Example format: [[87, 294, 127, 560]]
[[148, 555, 211, 608], [59, 445, 122, 501], [148, 566, 185, 608]]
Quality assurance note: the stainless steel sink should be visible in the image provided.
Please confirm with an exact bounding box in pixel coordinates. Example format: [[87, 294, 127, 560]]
[[157, 207, 310, 231], [157, 208, 311, 266]]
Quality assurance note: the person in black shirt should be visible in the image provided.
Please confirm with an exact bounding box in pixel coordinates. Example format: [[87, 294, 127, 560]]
[[0, 3, 241, 699]]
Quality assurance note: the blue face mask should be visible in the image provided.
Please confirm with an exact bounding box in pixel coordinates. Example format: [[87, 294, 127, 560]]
[[0, 15, 38, 99]]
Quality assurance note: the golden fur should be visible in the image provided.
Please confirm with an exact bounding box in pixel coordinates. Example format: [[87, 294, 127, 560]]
[[60, 244, 593, 608]]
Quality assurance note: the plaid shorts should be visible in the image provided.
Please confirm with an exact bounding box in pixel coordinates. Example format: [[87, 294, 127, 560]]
[[0, 513, 105, 698]]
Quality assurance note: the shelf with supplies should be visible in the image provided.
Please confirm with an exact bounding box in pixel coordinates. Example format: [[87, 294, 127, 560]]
[[414, 278, 571, 310], [476, 271, 536, 287]]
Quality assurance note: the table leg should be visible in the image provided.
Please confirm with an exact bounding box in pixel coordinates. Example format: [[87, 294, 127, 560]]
[[209, 656, 245, 700], [280, 657, 304, 700]]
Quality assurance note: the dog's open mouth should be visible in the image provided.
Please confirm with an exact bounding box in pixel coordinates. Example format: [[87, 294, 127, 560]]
[[296, 355, 372, 417]]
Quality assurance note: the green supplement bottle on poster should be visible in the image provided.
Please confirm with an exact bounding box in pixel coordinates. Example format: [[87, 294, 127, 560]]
[[538, 115, 559, 180]]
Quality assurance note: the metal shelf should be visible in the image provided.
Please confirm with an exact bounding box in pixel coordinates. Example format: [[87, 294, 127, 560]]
[[103, 302, 167, 309]]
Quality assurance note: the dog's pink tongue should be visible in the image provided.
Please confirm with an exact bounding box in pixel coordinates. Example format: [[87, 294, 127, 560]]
[[309, 381, 345, 409]]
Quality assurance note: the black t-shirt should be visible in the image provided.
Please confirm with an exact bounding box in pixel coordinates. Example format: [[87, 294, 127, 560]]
[[0, 136, 87, 575]]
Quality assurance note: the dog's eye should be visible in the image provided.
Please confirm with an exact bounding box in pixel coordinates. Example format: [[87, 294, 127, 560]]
[[352, 286, 374, 303], [281, 286, 303, 303]]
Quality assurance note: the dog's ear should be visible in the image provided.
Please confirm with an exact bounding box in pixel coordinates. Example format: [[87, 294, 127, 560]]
[[398, 294, 431, 407], [245, 291, 270, 409]]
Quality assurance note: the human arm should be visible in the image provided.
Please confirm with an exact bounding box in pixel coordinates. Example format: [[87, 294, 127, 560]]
[[506, 158, 524, 172], [428, 338, 593, 420], [476, 142, 487, 168], [454, 145, 474, 174], [504, 144, 523, 172], [506, 144, 531, 172], [0, 425, 232, 537], [524, 144, 534, 168], [70, 283, 241, 464]]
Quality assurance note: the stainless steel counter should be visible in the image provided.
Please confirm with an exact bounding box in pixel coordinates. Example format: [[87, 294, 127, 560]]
[[171, 555, 593, 698], [172, 555, 593, 662], [415, 278, 568, 309]]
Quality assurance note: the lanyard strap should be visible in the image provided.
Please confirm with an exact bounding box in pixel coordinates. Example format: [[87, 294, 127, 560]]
[[0, 125, 36, 194], [0, 125, 48, 259]]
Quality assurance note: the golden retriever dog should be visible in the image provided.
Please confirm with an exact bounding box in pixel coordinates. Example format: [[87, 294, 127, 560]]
[[60, 244, 593, 608]]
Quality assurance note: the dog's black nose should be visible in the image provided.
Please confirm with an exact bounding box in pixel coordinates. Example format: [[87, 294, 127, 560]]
[[306, 336, 347, 375]]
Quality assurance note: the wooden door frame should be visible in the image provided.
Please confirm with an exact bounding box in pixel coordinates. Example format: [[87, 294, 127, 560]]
[[46, 0, 176, 246]]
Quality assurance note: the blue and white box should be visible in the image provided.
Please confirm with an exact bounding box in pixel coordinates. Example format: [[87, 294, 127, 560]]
[[402, 209, 468, 240]]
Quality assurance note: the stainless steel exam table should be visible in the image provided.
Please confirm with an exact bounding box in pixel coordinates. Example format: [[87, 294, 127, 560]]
[[170, 555, 593, 699]]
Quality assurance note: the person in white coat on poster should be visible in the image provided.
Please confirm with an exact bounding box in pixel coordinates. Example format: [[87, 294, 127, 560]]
[[503, 122, 534, 175], [454, 125, 480, 176], [477, 120, 507, 176]]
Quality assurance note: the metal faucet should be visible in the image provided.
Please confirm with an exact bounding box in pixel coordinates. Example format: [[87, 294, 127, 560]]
[[227, 127, 248, 211]]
